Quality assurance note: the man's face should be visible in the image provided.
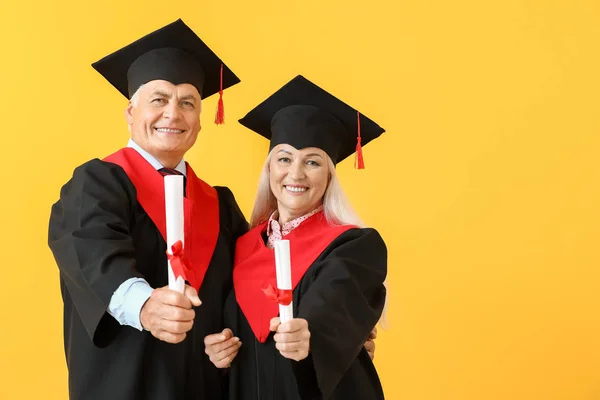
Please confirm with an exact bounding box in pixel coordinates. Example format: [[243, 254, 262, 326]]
[[125, 80, 202, 162]]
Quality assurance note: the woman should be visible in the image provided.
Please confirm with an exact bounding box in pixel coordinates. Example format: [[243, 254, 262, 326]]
[[205, 75, 387, 399]]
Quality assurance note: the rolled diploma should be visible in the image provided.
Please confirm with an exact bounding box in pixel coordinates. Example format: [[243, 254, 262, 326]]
[[274, 240, 293, 322], [164, 175, 185, 293]]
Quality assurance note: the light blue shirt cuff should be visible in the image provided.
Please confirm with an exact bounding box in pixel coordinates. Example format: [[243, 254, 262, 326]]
[[107, 278, 154, 331]]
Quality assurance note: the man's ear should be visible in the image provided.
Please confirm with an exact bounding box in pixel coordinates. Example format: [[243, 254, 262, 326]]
[[124, 102, 134, 125]]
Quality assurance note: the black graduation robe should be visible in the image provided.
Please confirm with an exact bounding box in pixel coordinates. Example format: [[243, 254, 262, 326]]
[[225, 211, 387, 400], [48, 148, 248, 400]]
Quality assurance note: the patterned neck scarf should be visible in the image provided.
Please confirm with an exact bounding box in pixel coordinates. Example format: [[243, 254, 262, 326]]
[[266, 205, 324, 249]]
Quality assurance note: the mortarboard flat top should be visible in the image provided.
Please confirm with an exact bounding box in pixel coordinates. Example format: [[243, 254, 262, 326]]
[[92, 19, 240, 99], [238, 75, 385, 165]]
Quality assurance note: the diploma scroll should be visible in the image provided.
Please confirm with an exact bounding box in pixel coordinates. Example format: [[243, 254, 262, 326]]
[[274, 240, 293, 323], [164, 175, 185, 293]]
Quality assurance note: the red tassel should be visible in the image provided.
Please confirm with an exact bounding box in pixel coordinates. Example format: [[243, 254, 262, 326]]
[[214, 63, 225, 125], [355, 111, 365, 169]]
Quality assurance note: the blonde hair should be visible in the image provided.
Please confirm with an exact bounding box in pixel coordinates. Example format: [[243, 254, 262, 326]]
[[249, 149, 364, 228]]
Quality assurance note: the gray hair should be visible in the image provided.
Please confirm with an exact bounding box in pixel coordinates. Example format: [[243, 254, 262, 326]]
[[129, 84, 145, 108], [128, 83, 203, 113]]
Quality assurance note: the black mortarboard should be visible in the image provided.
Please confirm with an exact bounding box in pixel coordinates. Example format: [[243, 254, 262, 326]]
[[92, 19, 240, 123], [238, 75, 385, 167]]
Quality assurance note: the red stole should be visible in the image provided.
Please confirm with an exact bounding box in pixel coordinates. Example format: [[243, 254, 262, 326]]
[[104, 148, 220, 290], [233, 211, 355, 342]]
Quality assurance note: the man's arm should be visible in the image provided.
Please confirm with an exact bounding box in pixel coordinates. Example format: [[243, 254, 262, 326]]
[[107, 278, 154, 330], [49, 160, 144, 346]]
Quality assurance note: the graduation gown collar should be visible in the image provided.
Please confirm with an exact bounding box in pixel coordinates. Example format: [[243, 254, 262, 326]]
[[233, 211, 355, 342]]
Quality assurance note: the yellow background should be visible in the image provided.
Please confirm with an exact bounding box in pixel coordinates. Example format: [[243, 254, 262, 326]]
[[1, 0, 599, 399]]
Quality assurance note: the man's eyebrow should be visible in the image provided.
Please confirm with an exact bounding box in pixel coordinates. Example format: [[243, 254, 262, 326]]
[[149, 90, 171, 98], [180, 94, 198, 102]]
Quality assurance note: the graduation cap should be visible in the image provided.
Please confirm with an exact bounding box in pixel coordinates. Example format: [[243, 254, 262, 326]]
[[238, 75, 385, 168], [92, 19, 240, 124]]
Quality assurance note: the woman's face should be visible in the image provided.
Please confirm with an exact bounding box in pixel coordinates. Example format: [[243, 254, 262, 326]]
[[269, 144, 330, 223]]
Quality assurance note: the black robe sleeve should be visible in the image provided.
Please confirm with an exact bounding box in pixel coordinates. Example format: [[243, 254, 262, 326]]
[[48, 159, 144, 346], [293, 228, 387, 399], [215, 186, 249, 247]]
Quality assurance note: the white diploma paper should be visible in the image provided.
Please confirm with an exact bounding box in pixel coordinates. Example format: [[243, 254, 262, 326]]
[[164, 175, 185, 293], [274, 240, 293, 322]]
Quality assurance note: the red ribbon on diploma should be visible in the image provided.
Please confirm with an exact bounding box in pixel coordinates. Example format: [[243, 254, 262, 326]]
[[166, 240, 195, 285], [262, 283, 293, 306]]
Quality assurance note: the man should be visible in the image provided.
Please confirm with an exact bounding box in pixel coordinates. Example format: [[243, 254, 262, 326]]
[[48, 19, 247, 400]]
